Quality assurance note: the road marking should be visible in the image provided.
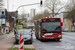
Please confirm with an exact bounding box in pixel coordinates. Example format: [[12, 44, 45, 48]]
[[54, 39, 74, 49], [67, 43, 71, 45], [54, 45, 74, 49], [54, 42, 74, 49]]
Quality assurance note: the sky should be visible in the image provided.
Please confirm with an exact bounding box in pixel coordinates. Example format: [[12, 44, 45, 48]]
[[3, 0, 69, 20], [3, 0, 45, 13], [3, 0, 68, 13]]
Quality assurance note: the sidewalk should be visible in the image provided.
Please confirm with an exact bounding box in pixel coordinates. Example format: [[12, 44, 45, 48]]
[[14, 44, 35, 49], [0, 32, 15, 50], [0, 32, 35, 50], [0, 34, 8, 40]]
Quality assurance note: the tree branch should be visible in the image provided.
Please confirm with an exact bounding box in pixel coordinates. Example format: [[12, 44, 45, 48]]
[[57, 6, 66, 13]]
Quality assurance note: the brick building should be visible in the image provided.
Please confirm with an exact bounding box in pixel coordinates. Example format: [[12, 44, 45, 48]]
[[5, 9, 15, 32], [0, 9, 15, 34], [8, 12, 15, 31]]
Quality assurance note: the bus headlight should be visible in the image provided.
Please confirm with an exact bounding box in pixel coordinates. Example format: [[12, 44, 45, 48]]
[[58, 35, 62, 37], [42, 35, 45, 38]]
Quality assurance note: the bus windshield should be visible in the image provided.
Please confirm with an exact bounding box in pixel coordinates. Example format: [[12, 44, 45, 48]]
[[42, 22, 60, 33]]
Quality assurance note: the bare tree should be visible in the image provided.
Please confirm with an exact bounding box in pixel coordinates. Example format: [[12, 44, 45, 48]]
[[43, 9, 50, 17], [44, 0, 66, 17], [30, 13, 43, 23], [65, 9, 75, 26], [30, 9, 51, 23], [65, 0, 75, 26], [20, 7, 26, 19], [65, 0, 75, 12], [18, 8, 27, 26]]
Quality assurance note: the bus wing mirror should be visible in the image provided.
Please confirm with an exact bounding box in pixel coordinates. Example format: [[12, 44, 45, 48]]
[[61, 22, 63, 26]]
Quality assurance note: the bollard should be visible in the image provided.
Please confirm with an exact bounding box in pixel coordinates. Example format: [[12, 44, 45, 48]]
[[19, 33, 24, 50]]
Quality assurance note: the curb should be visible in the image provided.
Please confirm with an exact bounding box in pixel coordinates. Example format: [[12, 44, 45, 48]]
[[33, 42, 38, 50]]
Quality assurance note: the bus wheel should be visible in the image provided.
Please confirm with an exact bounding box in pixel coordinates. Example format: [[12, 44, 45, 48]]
[[56, 39, 60, 41], [40, 39, 44, 42]]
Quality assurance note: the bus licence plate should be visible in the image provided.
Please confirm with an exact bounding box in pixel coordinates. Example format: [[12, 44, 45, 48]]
[[46, 37, 54, 39]]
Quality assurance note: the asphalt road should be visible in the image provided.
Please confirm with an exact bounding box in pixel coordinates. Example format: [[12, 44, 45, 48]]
[[33, 32, 75, 50], [1, 31, 75, 50]]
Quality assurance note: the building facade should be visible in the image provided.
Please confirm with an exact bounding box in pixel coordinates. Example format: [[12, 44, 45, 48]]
[[56, 12, 75, 31]]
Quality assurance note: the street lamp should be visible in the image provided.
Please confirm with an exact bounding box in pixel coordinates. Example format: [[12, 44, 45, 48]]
[[16, 3, 40, 11], [16, 0, 43, 17], [15, 0, 43, 26]]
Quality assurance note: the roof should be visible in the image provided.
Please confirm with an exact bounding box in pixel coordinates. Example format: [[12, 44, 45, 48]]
[[5, 11, 14, 22], [8, 12, 15, 17]]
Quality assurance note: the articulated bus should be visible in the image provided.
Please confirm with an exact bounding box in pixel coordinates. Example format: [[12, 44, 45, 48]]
[[34, 17, 63, 41]]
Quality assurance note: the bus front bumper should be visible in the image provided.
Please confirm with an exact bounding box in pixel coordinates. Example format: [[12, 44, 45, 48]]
[[41, 35, 62, 39]]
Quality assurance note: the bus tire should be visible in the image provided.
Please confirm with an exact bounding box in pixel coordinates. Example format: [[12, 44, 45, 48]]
[[40, 39, 44, 42], [56, 39, 60, 41]]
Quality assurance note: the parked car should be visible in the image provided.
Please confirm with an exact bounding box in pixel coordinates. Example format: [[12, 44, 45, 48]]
[[15, 29, 33, 44], [62, 28, 69, 32]]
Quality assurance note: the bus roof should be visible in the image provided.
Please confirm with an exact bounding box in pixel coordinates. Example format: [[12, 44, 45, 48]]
[[34, 17, 61, 22], [42, 17, 61, 19]]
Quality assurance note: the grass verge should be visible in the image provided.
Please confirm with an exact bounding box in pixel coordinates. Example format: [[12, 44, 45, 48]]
[[65, 31, 71, 32], [8, 47, 35, 50]]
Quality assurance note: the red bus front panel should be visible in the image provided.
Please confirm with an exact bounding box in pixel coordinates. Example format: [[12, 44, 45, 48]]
[[41, 33, 62, 39]]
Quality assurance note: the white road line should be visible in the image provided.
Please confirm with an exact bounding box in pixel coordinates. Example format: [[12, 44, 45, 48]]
[[67, 43, 72, 45]]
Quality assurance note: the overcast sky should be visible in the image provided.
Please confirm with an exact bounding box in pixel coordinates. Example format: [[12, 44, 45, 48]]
[[3, 0, 68, 14], [3, 0, 45, 13]]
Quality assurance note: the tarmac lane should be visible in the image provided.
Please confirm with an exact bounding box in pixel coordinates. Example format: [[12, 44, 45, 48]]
[[33, 32, 75, 50]]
